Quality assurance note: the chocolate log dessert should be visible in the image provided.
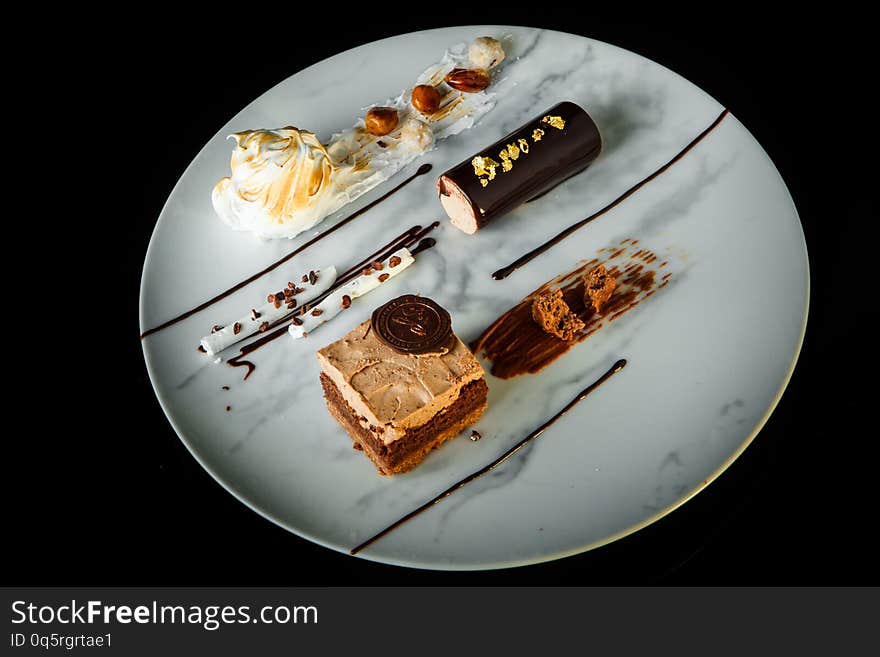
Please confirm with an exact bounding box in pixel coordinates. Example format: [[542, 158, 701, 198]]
[[317, 295, 487, 475], [436, 101, 602, 234]]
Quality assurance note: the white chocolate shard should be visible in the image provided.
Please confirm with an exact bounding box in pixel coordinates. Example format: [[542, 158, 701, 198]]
[[200, 266, 337, 355], [288, 248, 414, 339]]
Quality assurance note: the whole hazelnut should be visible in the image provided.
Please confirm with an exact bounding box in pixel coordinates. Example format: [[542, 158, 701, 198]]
[[445, 68, 491, 93], [411, 84, 442, 115], [365, 106, 399, 136]]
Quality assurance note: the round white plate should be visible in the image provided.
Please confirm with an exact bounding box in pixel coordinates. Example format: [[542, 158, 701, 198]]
[[140, 26, 808, 569]]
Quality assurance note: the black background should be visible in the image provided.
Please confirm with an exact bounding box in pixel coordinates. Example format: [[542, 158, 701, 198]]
[[12, 12, 874, 584]]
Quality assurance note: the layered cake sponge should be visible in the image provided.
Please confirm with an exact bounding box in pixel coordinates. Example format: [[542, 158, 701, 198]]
[[317, 296, 487, 475]]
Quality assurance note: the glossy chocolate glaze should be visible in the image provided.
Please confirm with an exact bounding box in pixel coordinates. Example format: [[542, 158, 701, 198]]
[[140, 163, 433, 338], [350, 358, 628, 555], [437, 102, 601, 232]]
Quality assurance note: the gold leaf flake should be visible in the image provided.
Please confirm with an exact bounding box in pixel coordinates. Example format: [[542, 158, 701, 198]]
[[541, 115, 565, 130], [506, 142, 520, 160], [532, 128, 545, 141], [471, 155, 500, 180], [518, 138, 530, 153]]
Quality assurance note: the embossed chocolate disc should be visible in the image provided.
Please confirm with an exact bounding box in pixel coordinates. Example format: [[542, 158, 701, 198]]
[[371, 295, 452, 355]]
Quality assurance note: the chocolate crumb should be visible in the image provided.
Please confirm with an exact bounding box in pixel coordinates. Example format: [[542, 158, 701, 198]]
[[222, 386, 230, 391], [251, 309, 260, 320], [470, 430, 482, 442], [267, 294, 276, 303], [378, 273, 390, 282], [291, 316, 303, 326], [211, 325, 223, 333], [308, 270, 317, 285], [259, 321, 269, 332], [197, 345, 207, 353], [287, 281, 296, 289], [273, 299, 281, 309], [311, 308, 323, 316], [301, 274, 309, 283], [341, 295, 352, 309], [286, 300, 296, 309], [372, 261, 384, 271], [233, 322, 242, 335], [226, 405, 231, 412], [377, 140, 387, 148], [584, 264, 616, 312], [389, 255, 402, 268], [362, 267, 373, 276], [531, 289, 584, 341]]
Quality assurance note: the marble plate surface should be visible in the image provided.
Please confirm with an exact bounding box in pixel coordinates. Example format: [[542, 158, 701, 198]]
[[139, 26, 808, 569]]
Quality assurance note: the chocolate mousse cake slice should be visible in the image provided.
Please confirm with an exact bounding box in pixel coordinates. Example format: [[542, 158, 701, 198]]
[[317, 295, 488, 475]]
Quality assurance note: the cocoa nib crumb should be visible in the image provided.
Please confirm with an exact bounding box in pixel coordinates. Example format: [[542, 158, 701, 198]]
[[308, 270, 317, 285], [291, 316, 303, 326], [222, 386, 230, 391], [233, 322, 242, 335], [372, 261, 384, 271], [341, 295, 352, 309], [251, 309, 261, 320], [301, 274, 309, 283], [470, 430, 482, 442], [389, 255, 402, 268], [267, 294, 276, 303], [378, 273, 390, 282], [211, 324, 223, 333], [311, 308, 323, 316], [259, 321, 269, 332], [287, 281, 296, 289]]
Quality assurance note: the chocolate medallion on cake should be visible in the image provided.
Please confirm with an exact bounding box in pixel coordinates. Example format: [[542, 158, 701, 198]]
[[371, 294, 453, 355]]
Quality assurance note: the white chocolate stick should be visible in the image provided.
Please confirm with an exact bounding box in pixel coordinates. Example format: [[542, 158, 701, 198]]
[[288, 248, 414, 339], [200, 266, 337, 355]]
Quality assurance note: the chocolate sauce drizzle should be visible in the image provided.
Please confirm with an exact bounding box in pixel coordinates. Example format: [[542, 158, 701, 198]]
[[475, 242, 664, 379], [226, 222, 441, 379], [350, 358, 628, 555], [140, 163, 433, 338], [492, 110, 729, 280]]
